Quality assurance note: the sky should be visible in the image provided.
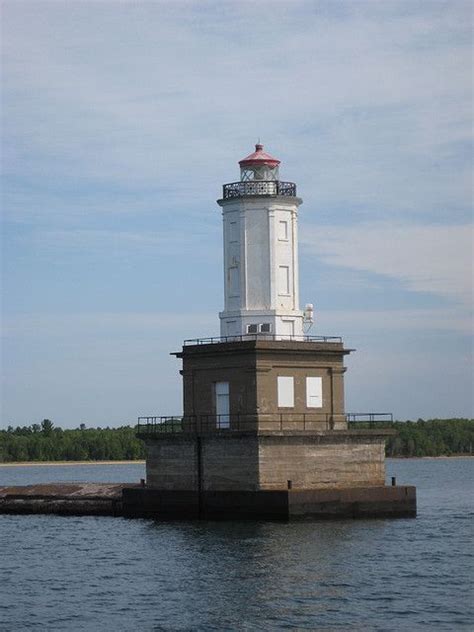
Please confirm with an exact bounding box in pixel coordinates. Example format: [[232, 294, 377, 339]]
[[1, 0, 472, 428]]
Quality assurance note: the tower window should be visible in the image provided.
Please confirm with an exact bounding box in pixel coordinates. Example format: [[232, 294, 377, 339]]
[[247, 324, 258, 334], [259, 323, 272, 333]]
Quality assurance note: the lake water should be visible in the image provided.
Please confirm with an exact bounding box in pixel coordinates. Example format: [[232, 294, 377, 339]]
[[1, 458, 472, 631]]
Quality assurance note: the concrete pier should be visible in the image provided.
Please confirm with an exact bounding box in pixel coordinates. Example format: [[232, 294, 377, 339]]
[[0, 483, 136, 517], [122, 485, 417, 520], [0, 481, 416, 520]]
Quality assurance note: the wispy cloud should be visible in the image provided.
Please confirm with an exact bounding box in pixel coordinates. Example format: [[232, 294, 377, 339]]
[[24, 228, 218, 255], [318, 308, 472, 336], [2, 1, 471, 221], [302, 222, 473, 307]]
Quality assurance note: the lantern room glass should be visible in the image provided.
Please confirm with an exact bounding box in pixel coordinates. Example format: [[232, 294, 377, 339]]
[[240, 164, 279, 181]]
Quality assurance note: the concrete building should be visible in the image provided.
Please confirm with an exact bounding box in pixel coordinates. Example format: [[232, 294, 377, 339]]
[[124, 144, 416, 520]]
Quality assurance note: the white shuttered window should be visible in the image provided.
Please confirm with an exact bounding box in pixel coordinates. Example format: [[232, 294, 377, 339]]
[[306, 377, 323, 408], [278, 376, 294, 408]]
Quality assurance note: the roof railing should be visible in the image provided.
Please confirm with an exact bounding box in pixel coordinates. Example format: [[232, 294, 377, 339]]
[[183, 334, 342, 345]]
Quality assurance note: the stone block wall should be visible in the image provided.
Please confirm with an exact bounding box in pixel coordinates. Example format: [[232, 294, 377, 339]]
[[258, 434, 386, 490], [144, 431, 389, 491], [201, 435, 259, 491], [145, 437, 198, 490]]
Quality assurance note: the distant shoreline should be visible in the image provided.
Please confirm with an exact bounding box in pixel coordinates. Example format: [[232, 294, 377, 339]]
[[389, 455, 473, 460], [0, 456, 472, 467], [0, 460, 146, 467]]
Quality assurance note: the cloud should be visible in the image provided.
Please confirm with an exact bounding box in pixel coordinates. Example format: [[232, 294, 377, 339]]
[[2, 1, 471, 223], [24, 228, 218, 256], [317, 308, 472, 336], [301, 222, 473, 307]]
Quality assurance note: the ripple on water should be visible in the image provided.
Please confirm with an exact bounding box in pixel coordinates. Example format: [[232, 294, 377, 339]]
[[1, 458, 473, 631]]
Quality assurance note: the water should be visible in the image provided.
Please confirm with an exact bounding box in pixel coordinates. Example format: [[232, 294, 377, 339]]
[[0, 459, 472, 631]]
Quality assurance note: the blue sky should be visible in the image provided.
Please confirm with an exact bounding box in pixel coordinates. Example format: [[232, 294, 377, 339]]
[[1, 0, 472, 427]]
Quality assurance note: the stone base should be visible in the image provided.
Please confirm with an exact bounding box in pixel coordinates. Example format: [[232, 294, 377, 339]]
[[122, 485, 416, 520], [144, 430, 393, 491]]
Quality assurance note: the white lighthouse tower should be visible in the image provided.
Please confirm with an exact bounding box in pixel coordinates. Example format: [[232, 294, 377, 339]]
[[218, 143, 310, 339]]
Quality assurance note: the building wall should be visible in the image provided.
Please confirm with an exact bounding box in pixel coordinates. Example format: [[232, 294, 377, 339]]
[[145, 437, 198, 490], [254, 351, 347, 424], [245, 206, 271, 309], [181, 347, 258, 419], [177, 341, 350, 427], [219, 197, 304, 337], [201, 435, 259, 491], [144, 432, 388, 491], [258, 435, 386, 490]]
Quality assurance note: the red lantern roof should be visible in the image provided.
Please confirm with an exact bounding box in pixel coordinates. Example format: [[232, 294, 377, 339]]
[[239, 143, 280, 168]]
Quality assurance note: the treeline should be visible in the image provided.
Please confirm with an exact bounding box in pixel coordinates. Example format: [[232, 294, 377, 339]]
[[0, 418, 472, 462], [385, 419, 473, 457], [0, 420, 145, 463]]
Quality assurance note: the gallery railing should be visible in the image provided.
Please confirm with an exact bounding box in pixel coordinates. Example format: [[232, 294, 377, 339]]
[[183, 334, 343, 345], [222, 181, 297, 199], [347, 413, 394, 428], [136, 413, 393, 436]]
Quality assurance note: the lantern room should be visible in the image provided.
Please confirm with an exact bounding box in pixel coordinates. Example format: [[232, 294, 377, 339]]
[[239, 143, 280, 181]]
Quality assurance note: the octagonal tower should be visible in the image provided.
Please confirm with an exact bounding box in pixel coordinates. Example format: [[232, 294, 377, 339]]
[[218, 144, 305, 339]]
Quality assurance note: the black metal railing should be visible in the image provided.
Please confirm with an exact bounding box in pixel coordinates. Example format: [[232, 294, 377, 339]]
[[223, 181, 296, 199], [347, 413, 393, 428], [136, 412, 393, 436], [137, 416, 189, 434], [183, 334, 342, 346]]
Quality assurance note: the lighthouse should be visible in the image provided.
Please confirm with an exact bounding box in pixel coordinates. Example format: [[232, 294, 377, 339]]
[[127, 143, 416, 520], [219, 144, 308, 339]]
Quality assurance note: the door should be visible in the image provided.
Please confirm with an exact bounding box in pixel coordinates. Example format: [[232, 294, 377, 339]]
[[215, 382, 230, 428]]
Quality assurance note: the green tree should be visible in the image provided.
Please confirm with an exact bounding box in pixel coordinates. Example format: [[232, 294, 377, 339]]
[[41, 419, 54, 436]]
